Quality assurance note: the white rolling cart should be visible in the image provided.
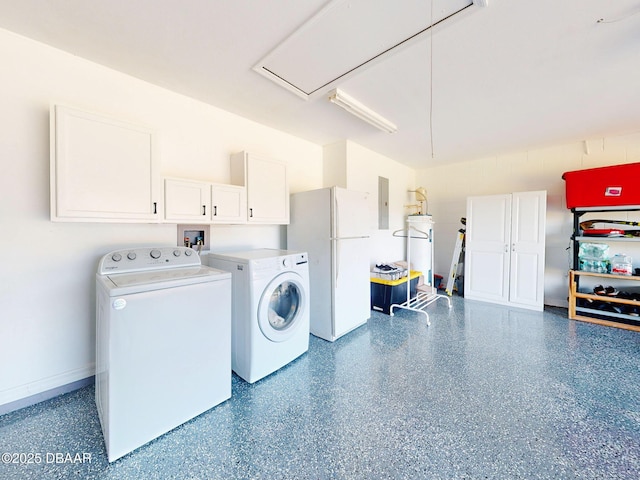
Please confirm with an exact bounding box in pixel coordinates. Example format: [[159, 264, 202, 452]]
[[390, 215, 451, 322]]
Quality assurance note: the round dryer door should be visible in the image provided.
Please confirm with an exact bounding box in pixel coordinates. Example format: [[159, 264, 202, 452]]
[[257, 271, 306, 342]]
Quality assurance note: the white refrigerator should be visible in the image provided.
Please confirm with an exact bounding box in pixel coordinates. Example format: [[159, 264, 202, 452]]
[[287, 186, 371, 342]]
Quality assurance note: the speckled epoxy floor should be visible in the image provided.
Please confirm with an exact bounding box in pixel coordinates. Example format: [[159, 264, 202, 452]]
[[2, 296, 640, 479]]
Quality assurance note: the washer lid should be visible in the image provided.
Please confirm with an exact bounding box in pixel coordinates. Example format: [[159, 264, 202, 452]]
[[100, 266, 230, 295], [108, 266, 221, 288]]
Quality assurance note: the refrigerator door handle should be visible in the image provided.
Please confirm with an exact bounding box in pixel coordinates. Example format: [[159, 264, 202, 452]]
[[334, 240, 340, 288], [335, 194, 340, 238]]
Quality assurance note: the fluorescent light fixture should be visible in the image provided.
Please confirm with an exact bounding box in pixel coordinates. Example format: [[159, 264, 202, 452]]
[[328, 89, 397, 133], [473, 0, 489, 6]]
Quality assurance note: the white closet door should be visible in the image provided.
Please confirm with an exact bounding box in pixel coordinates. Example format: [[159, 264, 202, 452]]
[[464, 191, 547, 312], [464, 194, 512, 304], [509, 191, 546, 310]]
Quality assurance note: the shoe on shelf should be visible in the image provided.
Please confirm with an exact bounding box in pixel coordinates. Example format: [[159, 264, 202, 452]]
[[605, 286, 619, 296]]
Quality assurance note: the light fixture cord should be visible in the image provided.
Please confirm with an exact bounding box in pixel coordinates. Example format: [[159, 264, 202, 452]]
[[429, 0, 435, 159]]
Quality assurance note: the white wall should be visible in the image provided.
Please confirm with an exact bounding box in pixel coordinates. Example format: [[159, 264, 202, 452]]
[[416, 135, 640, 307], [0, 28, 323, 409], [322, 140, 417, 266], [322, 141, 347, 188], [10, 17, 636, 411]]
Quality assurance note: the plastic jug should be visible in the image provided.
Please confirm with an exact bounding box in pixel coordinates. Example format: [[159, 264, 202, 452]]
[[611, 254, 633, 275]]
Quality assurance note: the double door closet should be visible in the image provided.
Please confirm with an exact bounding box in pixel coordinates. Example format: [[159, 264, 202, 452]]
[[464, 191, 547, 311]]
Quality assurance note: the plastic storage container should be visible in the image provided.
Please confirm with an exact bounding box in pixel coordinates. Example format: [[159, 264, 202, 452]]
[[578, 242, 610, 273], [611, 254, 633, 275], [562, 162, 640, 209], [370, 271, 421, 314]]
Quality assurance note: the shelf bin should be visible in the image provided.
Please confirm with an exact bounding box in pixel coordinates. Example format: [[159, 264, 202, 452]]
[[371, 270, 421, 314], [562, 162, 640, 209]]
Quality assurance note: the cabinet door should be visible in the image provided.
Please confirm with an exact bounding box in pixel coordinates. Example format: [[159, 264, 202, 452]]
[[164, 179, 209, 223], [51, 105, 160, 222], [248, 155, 289, 224], [509, 191, 546, 310], [237, 153, 289, 224], [211, 184, 246, 224], [464, 194, 512, 304]]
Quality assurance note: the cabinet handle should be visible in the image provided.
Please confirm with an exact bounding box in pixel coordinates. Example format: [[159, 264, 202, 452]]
[[213, 205, 217, 216], [202, 205, 206, 216], [249, 208, 253, 218], [504, 244, 508, 253], [153, 202, 157, 214]]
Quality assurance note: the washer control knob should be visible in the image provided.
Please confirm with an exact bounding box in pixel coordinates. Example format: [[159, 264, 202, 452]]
[[282, 257, 291, 268], [150, 249, 161, 259], [184, 249, 193, 256], [127, 252, 137, 260], [173, 250, 181, 257], [111, 253, 122, 262]]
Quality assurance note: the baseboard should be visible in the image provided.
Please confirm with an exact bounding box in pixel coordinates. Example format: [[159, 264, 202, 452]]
[[0, 365, 95, 416]]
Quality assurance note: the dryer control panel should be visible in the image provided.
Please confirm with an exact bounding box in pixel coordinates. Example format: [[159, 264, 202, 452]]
[[264, 252, 308, 271], [98, 246, 202, 275], [291, 252, 308, 266]]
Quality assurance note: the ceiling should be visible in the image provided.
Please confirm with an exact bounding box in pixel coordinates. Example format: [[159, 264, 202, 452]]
[[1, 0, 640, 169]]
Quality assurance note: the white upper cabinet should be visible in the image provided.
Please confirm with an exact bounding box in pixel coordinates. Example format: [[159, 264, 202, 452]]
[[164, 178, 210, 223], [164, 178, 246, 224], [230, 151, 289, 225], [50, 105, 160, 222], [211, 183, 246, 224]]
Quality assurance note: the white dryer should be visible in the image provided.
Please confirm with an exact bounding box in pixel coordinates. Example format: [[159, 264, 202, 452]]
[[207, 249, 310, 383], [95, 246, 231, 462]]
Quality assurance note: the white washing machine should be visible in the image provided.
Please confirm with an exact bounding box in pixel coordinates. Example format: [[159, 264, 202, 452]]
[[207, 249, 310, 384], [95, 246, 232, 462]]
